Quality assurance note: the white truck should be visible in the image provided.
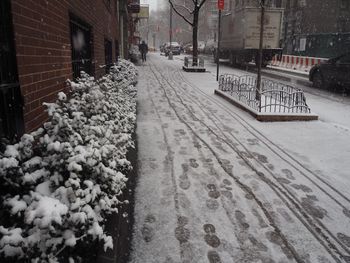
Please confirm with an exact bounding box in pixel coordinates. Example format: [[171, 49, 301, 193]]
[[216, 5, 283, 67]]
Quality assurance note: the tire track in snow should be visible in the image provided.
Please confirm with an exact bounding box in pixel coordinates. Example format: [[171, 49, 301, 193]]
[[148, 61, 305, 263], [170, 67, 350, 259], [162, 67, 350, 260], [157, 62, 350, 261], [144, 66, 193, 262], [148, 59, 350, 262], [176, 67, 350, 209]]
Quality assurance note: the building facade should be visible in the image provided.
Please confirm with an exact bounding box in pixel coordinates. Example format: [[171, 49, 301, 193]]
[[282, 0, 350, 57], [1, 0, 135, 146]]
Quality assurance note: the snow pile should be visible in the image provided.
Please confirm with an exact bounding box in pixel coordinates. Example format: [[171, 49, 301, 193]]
[[0, 59, 137, 262]]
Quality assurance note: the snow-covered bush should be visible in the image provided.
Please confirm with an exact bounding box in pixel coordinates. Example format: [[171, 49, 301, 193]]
[[128, 44, 141, 64], [0, 59, 137, 262]]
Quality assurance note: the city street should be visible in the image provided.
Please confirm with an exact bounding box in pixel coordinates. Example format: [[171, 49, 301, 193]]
[[130, 53, 350, 263]]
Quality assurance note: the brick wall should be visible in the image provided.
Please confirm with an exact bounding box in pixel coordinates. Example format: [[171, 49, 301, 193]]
[[11, 0, 120, 132]]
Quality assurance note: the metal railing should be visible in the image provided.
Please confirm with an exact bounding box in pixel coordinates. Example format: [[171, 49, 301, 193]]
[[218, 74, 311, 113]]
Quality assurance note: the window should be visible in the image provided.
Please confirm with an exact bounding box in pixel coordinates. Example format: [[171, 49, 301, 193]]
[[299, 0, 306, 7], [275, 0, 282, 7], [115, 39, 119, 62], [340, 0, 348, 9], [0, 0, 24, 145], [69, 14, 93, 78], [104, 0, 111, 10], [104, 38, 112, 73]]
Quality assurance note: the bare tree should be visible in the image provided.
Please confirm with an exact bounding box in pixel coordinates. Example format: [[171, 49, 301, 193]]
[[169, 0, 208, 66]]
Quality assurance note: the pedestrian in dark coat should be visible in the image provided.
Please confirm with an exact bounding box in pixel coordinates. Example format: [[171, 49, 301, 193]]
[[139, 41, 148, 62]]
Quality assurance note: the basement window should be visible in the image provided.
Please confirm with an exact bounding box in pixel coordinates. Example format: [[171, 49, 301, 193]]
[[69, 14, 93, 79]]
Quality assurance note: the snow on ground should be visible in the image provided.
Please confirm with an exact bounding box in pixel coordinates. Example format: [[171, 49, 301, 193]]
[[130, 53, 350, 263]]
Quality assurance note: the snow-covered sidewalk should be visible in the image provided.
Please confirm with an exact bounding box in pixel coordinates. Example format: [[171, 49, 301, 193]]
[[130, 53, 350, 263]]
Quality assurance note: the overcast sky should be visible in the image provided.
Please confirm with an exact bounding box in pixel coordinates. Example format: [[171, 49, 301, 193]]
[[141, 0, 167, 11]]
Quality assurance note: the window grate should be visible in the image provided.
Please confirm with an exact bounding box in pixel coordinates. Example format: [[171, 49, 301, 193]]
[[69, 14, 93, 79], [105, 38, 113, 73]]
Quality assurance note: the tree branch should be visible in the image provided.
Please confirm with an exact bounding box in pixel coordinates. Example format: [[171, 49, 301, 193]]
[[198, 0, 208, 9], [173, 3, 193, 15], [169, 0, 194, 26]]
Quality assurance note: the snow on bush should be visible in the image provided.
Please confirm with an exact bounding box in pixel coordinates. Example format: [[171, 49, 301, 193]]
[[0, 59, 137, 262]]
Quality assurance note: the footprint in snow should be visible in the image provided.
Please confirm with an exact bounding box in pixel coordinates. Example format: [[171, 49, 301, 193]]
[[206, 199, 219, 210], [247, 138, 259, 145], [189, 158, 199, 168], [281, 168, 295, 180], [291, 183, 313, 193], [141, 214, 157, 242], [203, 224, 221, 251], [207, 184, 221, 199], [207, 250, 222, 263], [141, 225, 154, 242], [175, 226, 190, 244]]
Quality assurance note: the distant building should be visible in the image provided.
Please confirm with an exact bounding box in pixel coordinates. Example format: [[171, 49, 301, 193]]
[[1, 0, 135, 145], [199, 0, 218, 42], [282, 0, 350, 57]]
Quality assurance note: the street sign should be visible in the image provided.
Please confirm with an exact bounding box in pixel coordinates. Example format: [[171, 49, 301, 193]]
[[218, 0, 224, 10]]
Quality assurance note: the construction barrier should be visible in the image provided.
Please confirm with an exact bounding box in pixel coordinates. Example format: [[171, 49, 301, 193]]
[[270, 55, 327, 73]]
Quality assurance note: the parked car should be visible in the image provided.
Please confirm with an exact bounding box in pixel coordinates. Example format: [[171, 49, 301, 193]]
[[183, 41, 205, 54], [309, 53, 350, 91], [184, 43, 193, 54], [164, 42, 181, 56]]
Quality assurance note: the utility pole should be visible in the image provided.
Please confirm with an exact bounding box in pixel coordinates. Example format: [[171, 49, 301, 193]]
[[169, 4, 173, 60], [216, 9, 222, 81], [216, 0, 224, 81], [153, 32, 156, 51], [256, 0, 265, 107]]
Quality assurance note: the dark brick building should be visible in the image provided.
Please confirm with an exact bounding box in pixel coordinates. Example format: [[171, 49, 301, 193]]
[[282, 0, 350, 57], [1, 0, 123, 144]]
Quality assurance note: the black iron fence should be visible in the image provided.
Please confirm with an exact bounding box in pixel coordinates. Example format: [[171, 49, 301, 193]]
[[218, 74, 311, 113]]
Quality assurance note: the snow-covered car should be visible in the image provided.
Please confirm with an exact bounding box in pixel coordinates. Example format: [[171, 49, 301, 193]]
[[309, 53, 350, 91], [184, 42, 205, 54], [164, 42, 182, 56], [184, 43, 193, 54]]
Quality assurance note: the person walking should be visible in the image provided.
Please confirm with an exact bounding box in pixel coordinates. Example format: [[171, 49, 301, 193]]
[[139, 41, 148, 62]]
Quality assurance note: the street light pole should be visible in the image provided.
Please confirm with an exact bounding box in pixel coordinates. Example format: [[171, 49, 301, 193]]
[[169, 4, 173, 60], [256, 0, 265, 108], [216, 9, 222, 82]]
